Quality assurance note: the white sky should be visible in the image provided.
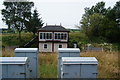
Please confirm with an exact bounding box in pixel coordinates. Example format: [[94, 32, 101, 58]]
[[0, 0, 119, 29]]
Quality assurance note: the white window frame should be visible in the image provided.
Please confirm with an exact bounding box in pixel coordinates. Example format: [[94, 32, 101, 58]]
[[39, 32, 53, 40], [54, 32, 67, 40]]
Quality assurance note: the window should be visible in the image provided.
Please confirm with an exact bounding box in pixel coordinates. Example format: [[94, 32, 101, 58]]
[[40, 33, 42, 39], [58, 33, 60, 39], [49, 33, 52, 39], [54, 33, 67, 40], [59, 44, 62, 48], [63, 33, 67, 40], [61, 33, 63, 39], [39, 32, 52, 39], [55, 33, 57, 39], [44, 33, 46, 39], [44, 44, 47, 49]]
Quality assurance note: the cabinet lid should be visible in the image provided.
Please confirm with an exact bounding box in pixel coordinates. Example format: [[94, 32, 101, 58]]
[[0, 57, 28, 64], [58, 48, 80, 53], [14, 48, 38, 53], [62, 57, 98, 64]]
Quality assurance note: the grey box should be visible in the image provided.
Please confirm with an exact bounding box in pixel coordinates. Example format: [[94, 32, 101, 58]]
[[0, 57, 30, 78], [58, 48, 80, 78], [0, 57, 2, 80], [61, 57, 98, 78], [14, 48, 38, 78]]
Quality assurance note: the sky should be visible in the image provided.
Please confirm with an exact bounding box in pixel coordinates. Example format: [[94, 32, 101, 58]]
[[0, 0, 119, 29]]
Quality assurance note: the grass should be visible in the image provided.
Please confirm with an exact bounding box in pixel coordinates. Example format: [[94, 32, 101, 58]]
[[2, 48, 119, 78], [39, 53, 57, 78], [1, 48, 14, 57], [1, 33, 33, 47], [81, 51, 119, 78]]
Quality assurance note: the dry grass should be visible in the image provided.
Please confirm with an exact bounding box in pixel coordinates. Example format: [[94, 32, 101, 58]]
[[81, 51, 119, 78], [2, 49, 119, 78], [1, 48, 14, 57]]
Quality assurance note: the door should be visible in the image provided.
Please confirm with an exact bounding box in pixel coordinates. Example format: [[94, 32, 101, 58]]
[[8, 65, 26, 78], [80, 64, 97, 78], [2, 65, 7, 78], [58, 52, 69, 78], [26, 53, 37, 78], [15, 52, 38, 78], [62, 64, 80, 78]]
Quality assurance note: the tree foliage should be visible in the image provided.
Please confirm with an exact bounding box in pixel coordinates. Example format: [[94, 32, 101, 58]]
[[25, 9, 44, 36], [1, 2, 34, 42], [80, 1, 120, 43]]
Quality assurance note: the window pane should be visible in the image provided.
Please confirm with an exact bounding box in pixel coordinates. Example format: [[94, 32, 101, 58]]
[[44, 44, 47, 48], [61, 33, 63, 39], [63, 33, 67, 40], [58, 33, 60, 39], [55, 33, 57, 39], [40, 33, 42, 39], [59, 44, 62, 48], [50, 33, 52, 39], [47, 33, 49, 39]]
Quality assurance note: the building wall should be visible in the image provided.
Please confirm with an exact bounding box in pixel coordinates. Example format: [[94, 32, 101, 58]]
[[39, 42, 67, 52], [54, 43, 67, 52], [39, 43, 52, 52]]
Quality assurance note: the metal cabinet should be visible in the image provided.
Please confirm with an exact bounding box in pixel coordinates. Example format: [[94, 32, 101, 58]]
[[0, 57, 29, 79], [61, 57, 98, 78], [14, 48, 38, 78], [58, 48, 80, 78]]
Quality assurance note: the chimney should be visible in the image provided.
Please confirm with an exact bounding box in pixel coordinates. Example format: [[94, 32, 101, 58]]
[[60, 23, 62, 26]]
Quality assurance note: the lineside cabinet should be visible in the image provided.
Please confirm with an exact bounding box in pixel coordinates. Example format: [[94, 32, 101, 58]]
[[14, 48, 38, 78], [0, 57, 29, 78], [61, 57, 98, 78], [58, 48, 80, 78]]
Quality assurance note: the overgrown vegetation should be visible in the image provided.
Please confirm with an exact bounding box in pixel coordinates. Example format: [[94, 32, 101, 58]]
[[2, 33, 33, 47], [2, 49, 119, 78], [68, 31, 120, 52], [39, 53, 57, 78], [81, 51, 119, 78]]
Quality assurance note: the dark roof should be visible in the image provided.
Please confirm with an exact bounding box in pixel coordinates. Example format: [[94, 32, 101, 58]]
[[38, 25, 69, 32]]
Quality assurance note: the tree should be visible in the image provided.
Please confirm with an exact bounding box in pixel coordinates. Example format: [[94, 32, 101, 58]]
[[106, 1, 120, 20], [114, 1, 120, 18], [105, 1, 120, 42], [80, 1, 108, 39], [80, 1, 120, 43], [84, 1, 108, 16], [81, 13, 105, 41], [1, 2, 34, 42], [25, 9, 44, 36]]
